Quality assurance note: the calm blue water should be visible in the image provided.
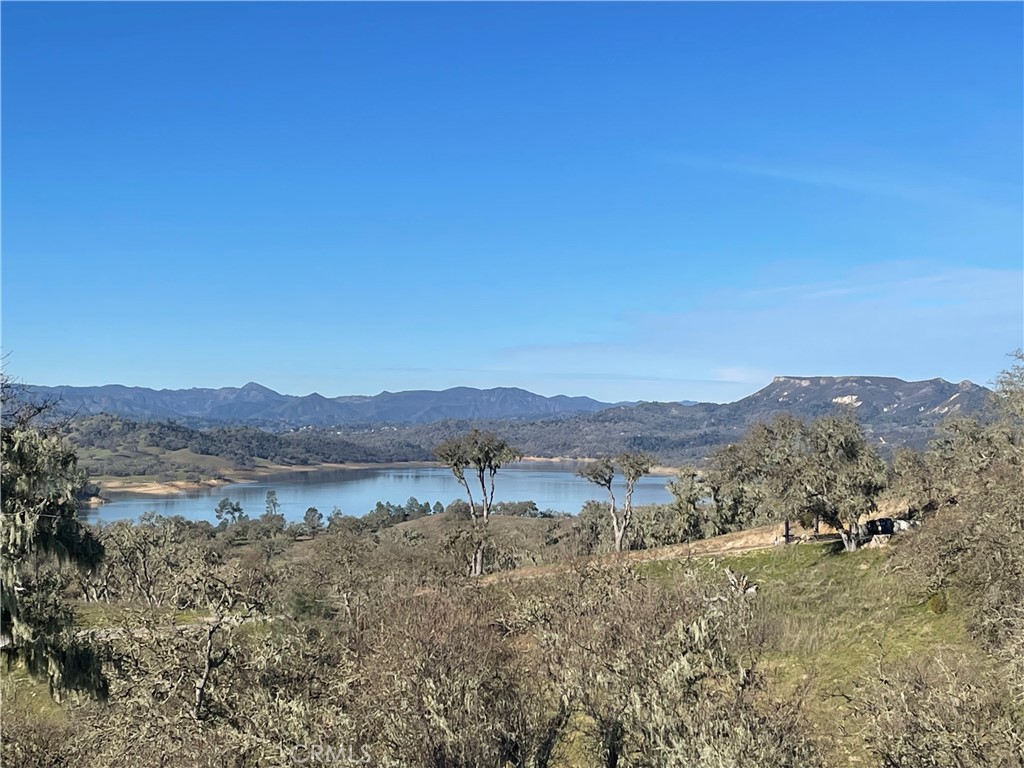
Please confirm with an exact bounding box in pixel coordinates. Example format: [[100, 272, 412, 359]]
[[85, 463, 675, 523]]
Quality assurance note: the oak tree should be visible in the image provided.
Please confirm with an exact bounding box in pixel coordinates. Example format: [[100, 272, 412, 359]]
[[578, 452, 654, 552], [1, 374, 106, 698], [434, 430, 522, 576]]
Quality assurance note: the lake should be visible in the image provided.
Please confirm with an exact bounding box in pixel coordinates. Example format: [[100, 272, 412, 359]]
[[85, 462, 676, 524]]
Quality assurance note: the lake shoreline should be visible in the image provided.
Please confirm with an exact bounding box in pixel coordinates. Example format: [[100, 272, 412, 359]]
[[96, 456, 655, 497], [87, 460, 676, 521], [96, 460, 437, 497]]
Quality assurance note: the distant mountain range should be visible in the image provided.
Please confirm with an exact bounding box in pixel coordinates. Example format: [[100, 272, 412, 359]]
[[32, 375, 992, 464], [318, 375, 994, 463], [26, 383, 623, 426]]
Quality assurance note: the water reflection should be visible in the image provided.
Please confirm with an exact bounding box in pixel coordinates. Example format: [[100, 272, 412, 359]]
[[86, 463, 674, 523]]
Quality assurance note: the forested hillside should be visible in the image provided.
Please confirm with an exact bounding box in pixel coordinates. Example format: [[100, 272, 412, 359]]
[[66, 414, 431, 482]]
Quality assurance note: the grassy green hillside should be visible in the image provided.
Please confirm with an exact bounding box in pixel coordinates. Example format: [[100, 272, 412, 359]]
[[672, 544, 978, 763]]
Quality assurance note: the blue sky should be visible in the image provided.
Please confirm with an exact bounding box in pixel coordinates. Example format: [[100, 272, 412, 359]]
[[3, 2, 1021, 403]]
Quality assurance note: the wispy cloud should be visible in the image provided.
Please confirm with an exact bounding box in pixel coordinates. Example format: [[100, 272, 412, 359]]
[[338, 264, 1021, 403], [713, 366, 775, 385], [633, 264, 1022, 385], [472, 263, 1022, 400], [663, 155, 1019, 214], [736, 266, 1005, 306]]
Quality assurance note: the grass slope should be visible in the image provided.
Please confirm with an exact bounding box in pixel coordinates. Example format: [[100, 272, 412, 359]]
[[640, 541, 980, 764]]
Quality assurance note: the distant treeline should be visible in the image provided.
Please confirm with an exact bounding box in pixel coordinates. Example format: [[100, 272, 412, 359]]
[[67, 414, 431, 479], [331, 407, 738, 465]]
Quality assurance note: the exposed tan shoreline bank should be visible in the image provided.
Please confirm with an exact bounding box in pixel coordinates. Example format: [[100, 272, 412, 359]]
[[97, 461, 433, 497]]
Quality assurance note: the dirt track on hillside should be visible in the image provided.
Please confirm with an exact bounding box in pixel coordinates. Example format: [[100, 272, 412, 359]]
[[481, 521, 842, 585]]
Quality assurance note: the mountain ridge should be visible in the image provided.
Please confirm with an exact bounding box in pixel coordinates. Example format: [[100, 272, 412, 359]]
[[25, 383, 621, 426], [29, 375, 994, 464], [49, 375, 996, 470], [310, 375, 993, 463]]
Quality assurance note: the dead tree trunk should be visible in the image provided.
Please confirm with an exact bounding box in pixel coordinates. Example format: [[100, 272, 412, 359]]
[[840, 527, 859, 552]]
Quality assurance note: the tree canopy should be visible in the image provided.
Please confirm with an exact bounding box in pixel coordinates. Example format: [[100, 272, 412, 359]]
[[1, 376, 106, 697]]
